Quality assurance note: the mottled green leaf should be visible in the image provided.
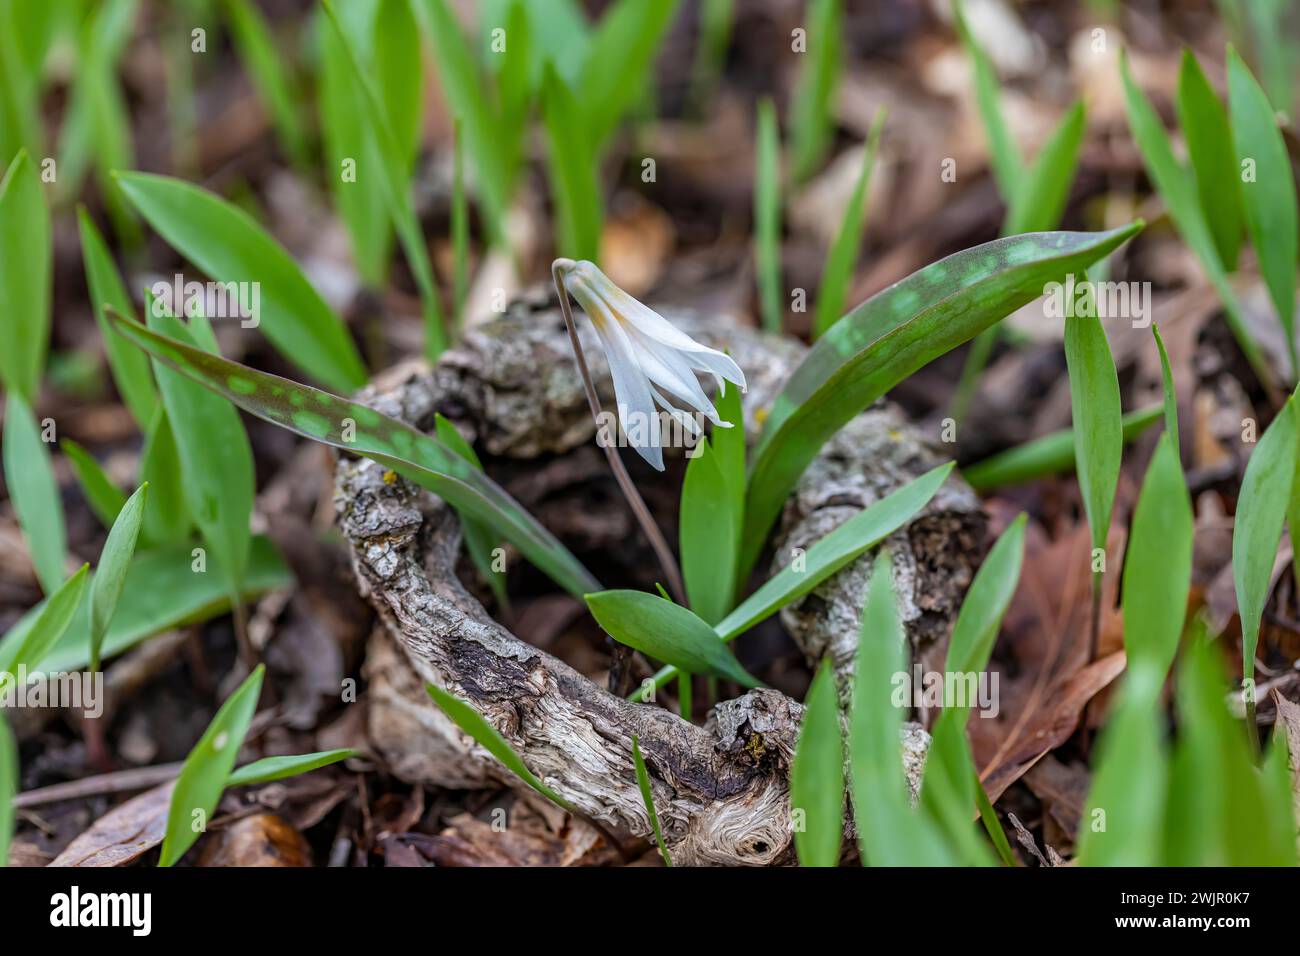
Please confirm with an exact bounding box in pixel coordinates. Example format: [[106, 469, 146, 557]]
[[742, 224, 1141, 579], [105, 309, 599, 599]]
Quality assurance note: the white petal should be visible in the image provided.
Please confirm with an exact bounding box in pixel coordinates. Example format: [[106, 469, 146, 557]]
[[588, 298, 664, 471], [627, 327, 724, 426]]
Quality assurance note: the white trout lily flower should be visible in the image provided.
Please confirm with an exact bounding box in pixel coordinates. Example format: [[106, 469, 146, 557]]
[[555, 259, 747, 471]]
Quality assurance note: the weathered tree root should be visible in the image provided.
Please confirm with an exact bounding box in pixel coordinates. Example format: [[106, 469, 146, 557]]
[[335, 302, 984, 865]]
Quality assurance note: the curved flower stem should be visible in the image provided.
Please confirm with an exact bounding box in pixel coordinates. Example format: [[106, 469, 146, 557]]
[[552, 261, 687, 608]]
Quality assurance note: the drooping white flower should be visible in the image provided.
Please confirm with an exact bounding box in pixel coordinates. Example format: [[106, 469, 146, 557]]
[[556, 259, 747, 471]]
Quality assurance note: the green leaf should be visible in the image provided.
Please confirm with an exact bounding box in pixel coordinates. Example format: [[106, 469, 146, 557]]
[[1233, 393, 1298, 687], [61, 438, 128, 531], [145, 308, 254, 596], [849, 551, 956, 865], [790, 658, 843, 866], [962, 404, 1161, 492], [1064, 303, 1121, 555], [0, 564, 88, 675], [541, 64, 602, 262], [114, 171, 367, 392], [222, 0, 309, 168], [953, 0, 1022, 204], [1227, 47, 1298, 375], [34, 536, 290, 674], [1122, 434, 1192, 678], [577, 0, 682, 152], [0, 711, 13, 867], [0, 150, 50, 401], [321, 0, 445, 358], [1004, 101, 1086, 235], [226, 749, 356, 788], [754, 97, 782, 333], [425, 682, 571, 810], [1076, 667, 1168, 865], [919, 708, 993, 865], [88, 482, 148, 673], [631, 735, 671, 865], [138, 406, 192, 546], [789, 0, 841, 181], [2, 395, 67, 595], [712, 372, 746, 523], [680, 438, 737, 626], [741, 224, 1141, 578], [77, 207, 157, 428], [1152, 324, 1180, 461], [160, 665, 264, 867], [1120, 52, 1274, 396], [434, 414, 508, 611], [586, 591, 760, 687], [105, 308, 600, 600], [633, 463, 954, 700], [413, 0, 510, 239], [813, 109, 884, 338], [1176, 50, 1243, 271], [944, 515, 1025, 681]]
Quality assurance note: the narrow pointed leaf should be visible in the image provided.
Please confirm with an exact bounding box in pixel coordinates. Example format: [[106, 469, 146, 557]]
[[680, 438, 737, 625], [742, 224, 1141, 578], [631, 735, 671, 866], [0, 712, 13, 867], [3, 395, 66, 595], [962, 404, 1161, 492], [1176, 50, 1243, 271], [1064, 306, 1122, 555], [753, 98, 782, 332], [114, 171, 367, 391], [0, 150, 50, 400], [89, 482, 148, 672], [145, 309, 253, 595], [105, 309, 600, 599], [1233, 394, 1298, 685], [541, 64, 602, 262], [587, 591, 759, 687], [138, 406, 191, 546], [0, 564, 89, 674], [77, 207, 157, 427], [790, 658, 843, 866], [62, 439, 128, 530], [813, 109, 884, 338], [160, 665, 264, 867], [789, 0, 841, 181], [1152, 324, 1180, 461], [1004, 100, 1085, 235], [227, 749, 357, 788], [425, 682, 572, 810], [944, 514, 1025, 681], [1227, 47, 1298, 374], [953, 0, 1022, 202], [635, 463, 954, 700], [1123, 434, 1192, 678], [223, 0, 310, 167]]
